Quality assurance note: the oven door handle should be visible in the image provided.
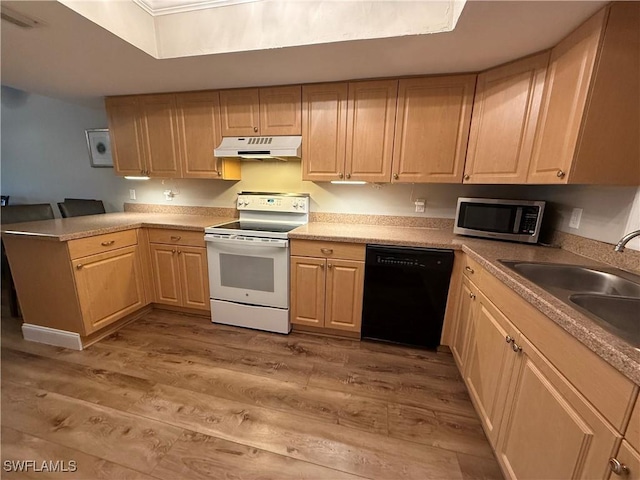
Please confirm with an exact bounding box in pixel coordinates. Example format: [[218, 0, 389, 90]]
[[204, 235, 289, 248]]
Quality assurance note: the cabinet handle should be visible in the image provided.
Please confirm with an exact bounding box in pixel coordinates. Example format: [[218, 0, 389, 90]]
[[393, 173, 399, 180], [465, 266, 474, 274], [320, 263, 325, 270], [556, 169, 566, 179], [172, 249, 176, 254], [506, 335, 514, 344], [463, 174, 470, 181], [609, 458, 630, 476], [512, 342, 522, 353], [328, 264, 333, 269], [346, 173, 351, 179], [253, 126, 258, 133], [320, 248, 333, 255], [76, 263, 83, 270], [101, 240, 115, 247], [217, 170, 222, 176], [170, 236, 181, 241], [338, 172, 344, 179], [177, 250, 182, 255], [469, 292, 476, 300]]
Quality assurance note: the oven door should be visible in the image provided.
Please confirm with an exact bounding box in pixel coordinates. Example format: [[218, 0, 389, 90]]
[[205, 234, 289, 309]]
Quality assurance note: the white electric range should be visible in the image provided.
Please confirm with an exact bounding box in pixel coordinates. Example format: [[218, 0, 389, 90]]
[[204, 192, 309, 334]]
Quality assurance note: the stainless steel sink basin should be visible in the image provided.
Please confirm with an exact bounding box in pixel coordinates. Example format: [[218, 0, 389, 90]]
[[500, 262, 640, 297], [569, 294, 640, 347], [499, 261, 640, 348]]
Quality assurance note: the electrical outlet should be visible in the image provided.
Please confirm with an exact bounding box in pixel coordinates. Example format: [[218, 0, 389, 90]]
[[414, 198, 425, 213], [129, 189, 136, 200], [164, 190, 175, 201], [569, 208, 583, 229]]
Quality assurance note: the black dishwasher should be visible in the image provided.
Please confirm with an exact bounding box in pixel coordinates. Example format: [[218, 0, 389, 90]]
[[361, 245, 454, 349]]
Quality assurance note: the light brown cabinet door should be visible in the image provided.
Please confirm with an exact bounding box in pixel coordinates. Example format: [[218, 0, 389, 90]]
[[527, 9, 606, 184], [451, 276, 478, 370], [139, 94, 182, 177], [464, 292, 519, 447], [497, 334, 621, 480], [150, 244, 182, 307], [324, 259, 364, 333], [105, 96, 146, 176], [176, 91, 224, 179], [465, 52, 549, 184], [609, 441, 640, 480], [302, 83, 349, 182], [259, 85, 302, 136], [393, 75, 476, 183], [345, 80, 398, 183], [219, 88, 260, 136], [290, 256, 325, 327], [72, 246, 145, 335], [177, 246, 210, 311]]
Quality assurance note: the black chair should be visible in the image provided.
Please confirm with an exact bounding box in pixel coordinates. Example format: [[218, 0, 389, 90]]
[[2, 203, 55, 317], [58, 198, 106, 218]]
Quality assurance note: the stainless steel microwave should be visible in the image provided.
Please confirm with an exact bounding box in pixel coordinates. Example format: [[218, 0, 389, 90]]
[[454, 198, 546, 244]]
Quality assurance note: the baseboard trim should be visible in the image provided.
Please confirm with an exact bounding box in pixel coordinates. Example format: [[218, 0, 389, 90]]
[[21, 323, 83, 351]]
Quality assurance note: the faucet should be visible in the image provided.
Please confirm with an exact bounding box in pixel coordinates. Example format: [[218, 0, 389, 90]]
[[614, 229, 640, 252]]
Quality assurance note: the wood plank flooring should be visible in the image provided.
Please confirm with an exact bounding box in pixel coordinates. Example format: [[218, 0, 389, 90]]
[[1, 307, 503, 479]]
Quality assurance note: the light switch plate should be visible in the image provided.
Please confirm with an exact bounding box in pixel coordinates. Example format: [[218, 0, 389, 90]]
[[414, 198, 425, 213], [129, 189, 136, 200], [569, 208, 583, 229]]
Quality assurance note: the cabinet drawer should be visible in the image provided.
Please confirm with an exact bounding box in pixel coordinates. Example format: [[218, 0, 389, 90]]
[[148, 228, 205, 247], [290, 240, 365, 261], [463, 255, 483, 282], [627, 396, 640, 452], [68, 229, 138, 259]]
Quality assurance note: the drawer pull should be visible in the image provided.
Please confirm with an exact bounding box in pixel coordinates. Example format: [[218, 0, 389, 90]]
[[512, 342, 523, 353], [320, 248, 333, 255], [328, 263, 333, 269], [506, 335, 514, 344], [609, 458, 629, 476], [101, 240, 115, 247], [469, 292, 476, 300], [465, 266, 474, 274], [172, 249, 176, 254], [171, 236, 181, 241], [76, 264, 83, 270]]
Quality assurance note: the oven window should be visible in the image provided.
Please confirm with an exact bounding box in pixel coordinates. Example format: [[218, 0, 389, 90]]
[[219, 254, 275, 292]]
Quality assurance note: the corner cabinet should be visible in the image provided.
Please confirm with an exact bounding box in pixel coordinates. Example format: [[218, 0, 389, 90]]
[[528, 2, 640, 184], [464, 52, 549, 184], [392, 75, 476, 183], [148, 228, 210, 311], [290, 240, 365, 335], [219, 85, 302, 137], [447, 255, 637, 480]]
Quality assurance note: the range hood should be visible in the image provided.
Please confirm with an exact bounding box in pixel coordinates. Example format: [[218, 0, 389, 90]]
[[214, 136, 302, 160]]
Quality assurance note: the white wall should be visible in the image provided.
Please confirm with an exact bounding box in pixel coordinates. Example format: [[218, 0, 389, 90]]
[[2, 88, 638, 250]]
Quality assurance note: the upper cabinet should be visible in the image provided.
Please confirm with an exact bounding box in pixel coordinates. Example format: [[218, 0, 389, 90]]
[[464, 52, 549, 184], [106, 93, 240, 180], [302, 80, 397, 182], [175, 91, 240, 180], [528, 3, 640, 184], [392, 75, 476, 183], [219, 85, 302, 137]]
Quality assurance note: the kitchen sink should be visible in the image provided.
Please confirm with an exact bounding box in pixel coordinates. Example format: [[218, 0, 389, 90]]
[[569, 294, 640, 347], [499, 261, 640, 348]]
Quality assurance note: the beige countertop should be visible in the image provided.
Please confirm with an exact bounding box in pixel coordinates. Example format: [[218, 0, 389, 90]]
[[290, 222, 640, 385], [1, 212, 236, 241], [2, 215, 638, 384]]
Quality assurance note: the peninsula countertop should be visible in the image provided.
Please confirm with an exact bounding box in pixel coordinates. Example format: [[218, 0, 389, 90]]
[[1, 212, 237, 241]]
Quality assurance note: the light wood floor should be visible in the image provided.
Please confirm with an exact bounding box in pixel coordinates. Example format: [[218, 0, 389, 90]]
[[1, 306, 503, 479]]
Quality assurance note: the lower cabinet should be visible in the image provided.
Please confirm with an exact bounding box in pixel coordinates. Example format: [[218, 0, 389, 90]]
[[72, 245, 145, 335], [149, 230, 210, 311], [449, 255, 636, 480], [290, 240, 365, 334]]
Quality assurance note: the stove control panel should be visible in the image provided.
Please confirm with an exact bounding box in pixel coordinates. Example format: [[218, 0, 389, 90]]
[[237, 193, 309, 214]]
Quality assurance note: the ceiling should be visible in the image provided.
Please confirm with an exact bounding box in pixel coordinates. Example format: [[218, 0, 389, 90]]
[[1, 1, 606, 102]]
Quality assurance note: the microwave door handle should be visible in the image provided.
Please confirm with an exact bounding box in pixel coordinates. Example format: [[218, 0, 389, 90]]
[[513, 207, 523, 233]]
